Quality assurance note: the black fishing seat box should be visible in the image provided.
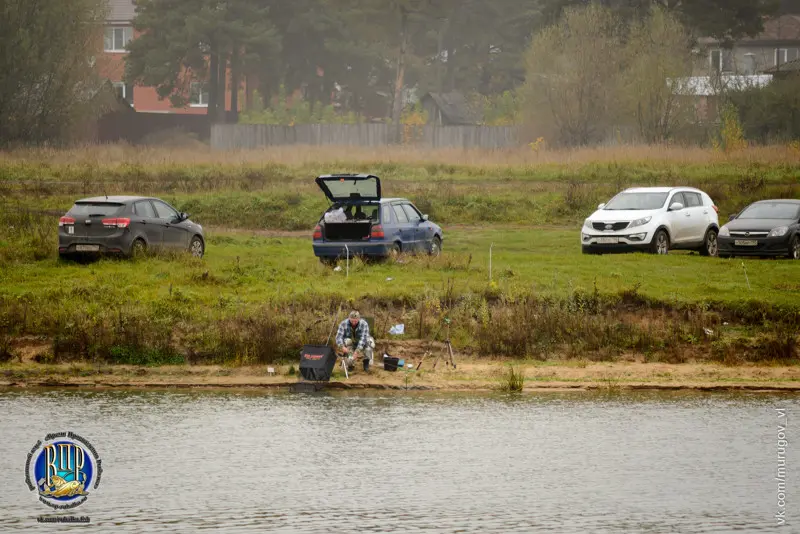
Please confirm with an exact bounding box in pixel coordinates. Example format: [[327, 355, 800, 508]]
[[299, 345, 336, 381]]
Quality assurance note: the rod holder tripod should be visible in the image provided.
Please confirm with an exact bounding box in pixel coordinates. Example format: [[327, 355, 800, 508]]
[[419, 318, 456, 370]]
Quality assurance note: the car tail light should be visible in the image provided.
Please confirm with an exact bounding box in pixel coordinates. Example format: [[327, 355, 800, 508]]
[[370, 225, 385, 239], [102, 217, 130, 228], [313, 225, 322, 239], [712, 205, 719, 213], [58, 216, 75, 226]]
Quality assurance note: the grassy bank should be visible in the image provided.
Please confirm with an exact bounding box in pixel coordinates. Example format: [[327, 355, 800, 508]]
[[1, 229, 798, 367]]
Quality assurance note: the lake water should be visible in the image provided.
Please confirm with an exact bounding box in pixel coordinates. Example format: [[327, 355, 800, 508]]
[[0, 388, 796, 533]]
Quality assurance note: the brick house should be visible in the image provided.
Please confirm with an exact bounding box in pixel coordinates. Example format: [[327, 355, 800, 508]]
[[97, 0, 235, 115]]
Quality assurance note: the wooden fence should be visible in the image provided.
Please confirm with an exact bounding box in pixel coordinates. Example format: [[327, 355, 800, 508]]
[[211, 123, 521, 150]]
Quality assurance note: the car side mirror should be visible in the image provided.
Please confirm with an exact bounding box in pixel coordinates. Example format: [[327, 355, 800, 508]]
[[728, 214, 737, 222], [598, 203, 606, 210], [180, 212, 189, 222], [422, 214, 429, 221], [669, 202, 684, 211]]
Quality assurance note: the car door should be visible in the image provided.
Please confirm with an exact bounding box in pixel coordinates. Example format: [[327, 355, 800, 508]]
[[380, 205, 400, 241], [152, 200, 189, 249], [665, 192, 692, 244], [391, 203, 414, 249], [402, 203, 429, 252], [683, 192, 708, 243], [132, 200, 162, 245]]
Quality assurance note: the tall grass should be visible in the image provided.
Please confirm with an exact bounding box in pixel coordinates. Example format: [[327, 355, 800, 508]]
[[2, 150, 797, 230], [500, 365, 525, 392], [3, 143, 800, 166], [1, 275, 796, 365]]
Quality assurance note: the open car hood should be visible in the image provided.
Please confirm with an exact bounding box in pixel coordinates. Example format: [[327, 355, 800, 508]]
[[315, 174, 381, 203]]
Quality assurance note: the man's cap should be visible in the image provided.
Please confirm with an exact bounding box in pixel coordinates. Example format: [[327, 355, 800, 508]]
[[349, 311, 360, 320]]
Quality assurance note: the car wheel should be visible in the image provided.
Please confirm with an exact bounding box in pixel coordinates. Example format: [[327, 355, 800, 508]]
[[189, 236, 204, 258], [320, 257, 337, 266], [429, 236, 442, 256], [650, 230, 669, 255], [130, 238, 147, 258], [700, 228, 719, 257], [790, 235, 800, 260]]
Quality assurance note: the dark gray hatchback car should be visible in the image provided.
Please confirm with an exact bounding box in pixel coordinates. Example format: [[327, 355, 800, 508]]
[[58, 196, 205, 259]]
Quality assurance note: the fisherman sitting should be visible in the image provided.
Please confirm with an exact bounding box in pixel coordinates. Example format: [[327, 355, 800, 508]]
[[335, 310, 375, 372]]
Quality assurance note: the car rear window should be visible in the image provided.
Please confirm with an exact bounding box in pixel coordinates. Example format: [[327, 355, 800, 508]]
[[739, 203, 800, 219], [684, 193, 702, 207], [68, 202, 125, 217], [134, 201, 157, 218]]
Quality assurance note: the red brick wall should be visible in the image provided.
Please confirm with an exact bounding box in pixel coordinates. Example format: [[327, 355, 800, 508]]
[[97, 28, 237, 115]]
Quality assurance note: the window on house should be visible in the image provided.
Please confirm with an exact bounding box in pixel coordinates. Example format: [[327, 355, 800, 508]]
[[722, 51, 734, 73], [710, 49, 722, 73], [743, 54, 757, 75], [190, 82, 209, 107], [104, 27, 132, 52], [775, 48, 788, 67], [111, 81, 133, 106]]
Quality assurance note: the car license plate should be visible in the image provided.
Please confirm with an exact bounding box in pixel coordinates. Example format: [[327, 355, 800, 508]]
[[734, 240, 758, 247], [75, 244, 99, 252], [597, 237, 619, 244]]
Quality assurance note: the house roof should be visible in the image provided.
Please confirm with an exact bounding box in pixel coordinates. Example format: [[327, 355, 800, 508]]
[[669, 75, 773, 96], [107, 0, 135, 23], [764, 57, 800, 73], [699, 14, 800, 45], [422, 92, 481, 125]]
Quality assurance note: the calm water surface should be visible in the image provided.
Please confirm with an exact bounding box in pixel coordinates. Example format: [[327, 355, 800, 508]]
[[0, 389, 796, 533]]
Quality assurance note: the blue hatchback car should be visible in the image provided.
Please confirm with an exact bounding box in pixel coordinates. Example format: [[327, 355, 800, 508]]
[[312, 174, 443, 263]]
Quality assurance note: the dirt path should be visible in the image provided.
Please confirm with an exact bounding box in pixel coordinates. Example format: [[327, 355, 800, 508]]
[[204, 224, 574, 239]]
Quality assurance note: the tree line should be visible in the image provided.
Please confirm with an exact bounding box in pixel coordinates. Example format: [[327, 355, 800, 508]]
[[0, 0, 784, 145]]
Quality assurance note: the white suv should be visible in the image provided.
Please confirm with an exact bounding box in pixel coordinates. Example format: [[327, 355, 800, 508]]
[[581, 187, 720, 255]]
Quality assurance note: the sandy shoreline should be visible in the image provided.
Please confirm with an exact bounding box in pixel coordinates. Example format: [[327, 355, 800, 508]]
[[2, 361, 799, 392]]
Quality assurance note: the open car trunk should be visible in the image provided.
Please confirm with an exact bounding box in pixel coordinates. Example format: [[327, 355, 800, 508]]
[[316, 174, 380, 203], [323, 221, 373, 241]]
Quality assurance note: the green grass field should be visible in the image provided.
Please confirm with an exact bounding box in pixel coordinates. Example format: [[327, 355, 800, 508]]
[[3, 227, 798, 307]]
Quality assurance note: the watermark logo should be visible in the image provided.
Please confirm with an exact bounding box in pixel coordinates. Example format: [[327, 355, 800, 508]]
[[25, 432, 103, 510], [776, 408, 787, 527]]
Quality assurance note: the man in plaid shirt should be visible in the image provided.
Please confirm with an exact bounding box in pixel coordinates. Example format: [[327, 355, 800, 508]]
[[335, 310, 375, 372]]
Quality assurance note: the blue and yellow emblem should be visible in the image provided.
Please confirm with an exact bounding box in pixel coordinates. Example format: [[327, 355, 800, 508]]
[[26, 432, 102, 509]]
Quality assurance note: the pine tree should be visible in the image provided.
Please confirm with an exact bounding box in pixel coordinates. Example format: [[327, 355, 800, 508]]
[[125, 0, 279, 121]]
